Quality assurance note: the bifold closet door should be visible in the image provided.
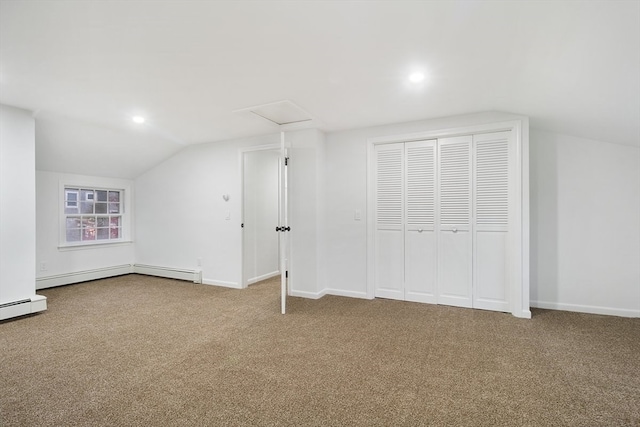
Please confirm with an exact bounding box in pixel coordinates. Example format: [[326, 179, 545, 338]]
[[437, 136, 472, 308], [404, 140, 437, 303], [374, 143, 405, 300], [472, 131, 512, 311]]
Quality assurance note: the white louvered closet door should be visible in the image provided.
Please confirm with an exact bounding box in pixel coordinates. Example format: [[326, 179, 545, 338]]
[[374, 143, 405, 300], [473, 131, 513, 311], [404, 140, 437, 303], [437, 136, 473, 308]]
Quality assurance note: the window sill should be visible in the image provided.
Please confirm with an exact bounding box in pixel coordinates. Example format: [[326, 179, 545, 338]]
[[58, 240, 133, 251]]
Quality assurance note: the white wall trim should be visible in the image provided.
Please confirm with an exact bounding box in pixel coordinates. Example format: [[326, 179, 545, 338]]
[[289, 289, 325, 299], [36, 264, 133, 289], [133, 264, 202, 283], [247, 270, 280, 285], [324, 288, 370, 299], [531, 300, 639, 318], [201, 278, 242, 289]]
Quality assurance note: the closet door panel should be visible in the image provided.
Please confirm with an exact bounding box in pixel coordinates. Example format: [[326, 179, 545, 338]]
[[375, 230, 405, 299], [475, 231, 508, 310], [374, 143, 404, 300], [404, 231, 436, 302], [438, 232, 472, 307], [473, 131, 512, 312], [404, 140, 437, 303], [437, 136, 472, 307]]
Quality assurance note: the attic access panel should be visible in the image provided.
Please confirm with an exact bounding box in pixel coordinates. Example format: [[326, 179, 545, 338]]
[[237, 100, 313, 126]]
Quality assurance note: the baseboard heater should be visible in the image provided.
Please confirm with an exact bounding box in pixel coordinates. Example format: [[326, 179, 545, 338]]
[[133, 264, 202, 284], [0, 295, 47, 321], [37, 265, 133, 289]]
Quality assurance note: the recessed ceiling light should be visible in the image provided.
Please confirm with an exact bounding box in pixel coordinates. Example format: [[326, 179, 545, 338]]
[[132, 116, 145, 124], [409, 72, 425, 83]]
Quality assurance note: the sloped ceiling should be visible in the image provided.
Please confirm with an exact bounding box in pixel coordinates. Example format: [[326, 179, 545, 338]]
[[1, 1, 638, 178]]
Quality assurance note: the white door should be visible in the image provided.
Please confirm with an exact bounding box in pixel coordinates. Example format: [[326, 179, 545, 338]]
[[404, 140, 437, 303], [472, 131, 513, 311], [437, 136, 472, 308], [374, 142, 405, 300], [279, 132, 290, 314]]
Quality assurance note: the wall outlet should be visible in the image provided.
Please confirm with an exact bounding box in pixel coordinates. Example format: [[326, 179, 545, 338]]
[[39, 262, 47, 271]]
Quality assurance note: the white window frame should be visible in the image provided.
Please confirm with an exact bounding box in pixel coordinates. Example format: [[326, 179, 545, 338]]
[[58, 178, 133, 249]]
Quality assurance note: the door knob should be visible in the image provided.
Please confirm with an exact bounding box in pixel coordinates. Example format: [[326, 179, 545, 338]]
[[452, 227, 458, 233], [418, 228, 423, 233]]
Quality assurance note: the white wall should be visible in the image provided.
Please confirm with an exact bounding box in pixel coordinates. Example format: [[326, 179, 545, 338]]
[[35, 171, 135, 288], [135, 134, 277, 288], [243, 149, 280, 284], [530, 129, 640, 317], [135, 129, 324, 295], [0, 104, 37, 304]]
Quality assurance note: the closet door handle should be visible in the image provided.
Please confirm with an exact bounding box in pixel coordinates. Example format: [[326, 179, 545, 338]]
[[452, 227, 458, 233], [418, 228, 423, 233]]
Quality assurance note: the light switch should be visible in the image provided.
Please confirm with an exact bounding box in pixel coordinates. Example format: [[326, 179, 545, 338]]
[[354, 209, 361, 221], [225, 211, 231, 220]]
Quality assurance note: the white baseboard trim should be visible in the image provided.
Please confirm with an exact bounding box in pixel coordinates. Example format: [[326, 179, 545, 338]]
[[36, 264, 133, 289], [247, 270, 280, 285], [202, 278, 241, 289], [289, 289, 326, 299], [323, 288, 370, 299], [133, 264, 202, 283], [531, 300, 639, 318], [0, 295, 47, 321]]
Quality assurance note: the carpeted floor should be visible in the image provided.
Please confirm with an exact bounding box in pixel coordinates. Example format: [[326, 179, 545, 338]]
[[1, 274, 638, 426]]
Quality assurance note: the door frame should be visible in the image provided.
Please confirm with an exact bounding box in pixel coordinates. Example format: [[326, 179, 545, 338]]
[[366, 118, 530, 318], [238, 143, 282, 289]]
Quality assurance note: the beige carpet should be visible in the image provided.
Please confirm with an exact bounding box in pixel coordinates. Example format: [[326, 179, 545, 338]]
[[1, 274, 638, 426]]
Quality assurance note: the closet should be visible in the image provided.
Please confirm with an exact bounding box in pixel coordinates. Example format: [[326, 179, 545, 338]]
[[373, 130, 514, 313]]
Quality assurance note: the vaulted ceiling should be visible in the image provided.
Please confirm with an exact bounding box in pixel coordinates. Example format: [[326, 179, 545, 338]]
[[1, 1, 638, 178]]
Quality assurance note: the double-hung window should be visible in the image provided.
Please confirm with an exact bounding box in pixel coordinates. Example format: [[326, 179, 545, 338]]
[[63, 187, 123, 244]]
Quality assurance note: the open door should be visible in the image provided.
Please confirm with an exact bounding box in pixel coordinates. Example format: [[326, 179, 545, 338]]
[[278, 131, 290, 314]]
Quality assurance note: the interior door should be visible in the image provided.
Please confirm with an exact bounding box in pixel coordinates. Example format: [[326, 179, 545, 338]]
[[437, 135, 472, 308], [404, 140, 437, 303], [279, 131, 290, 314], [374, 142, 405, 300]]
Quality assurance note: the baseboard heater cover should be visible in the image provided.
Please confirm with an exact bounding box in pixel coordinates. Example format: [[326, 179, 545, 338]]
[[36, 265, 133, 289], [133, 264, 202, 284], [0, 295, 47, 321]]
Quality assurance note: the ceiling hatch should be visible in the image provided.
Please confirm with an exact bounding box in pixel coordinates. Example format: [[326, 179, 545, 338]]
[[235, 100, 313, 126]]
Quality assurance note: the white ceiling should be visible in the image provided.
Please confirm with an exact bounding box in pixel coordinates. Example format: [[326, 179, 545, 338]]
[[1, 1, 639, 178]]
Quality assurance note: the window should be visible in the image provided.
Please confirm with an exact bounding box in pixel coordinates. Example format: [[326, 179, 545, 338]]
[[63, 187, 123, 244]]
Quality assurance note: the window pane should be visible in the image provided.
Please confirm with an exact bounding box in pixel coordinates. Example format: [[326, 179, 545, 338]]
[[110, 217, 121, 227], [96, 190, 108, 202], [97, 217, 109, 227], [81, 189, 94, 201], [108, 191, 120, 202], [66, 217, 81, 228], [82, 216, 96, 240], [95, 202, 108, 214], [97, 228, 109, 240], [66, 228, 81, 242], [80, 201, 94, 214], [109, 202, 120, 214], [65, 204, 78, 214], [110, 227, 120, 239], [65, 189, 78, 201]]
